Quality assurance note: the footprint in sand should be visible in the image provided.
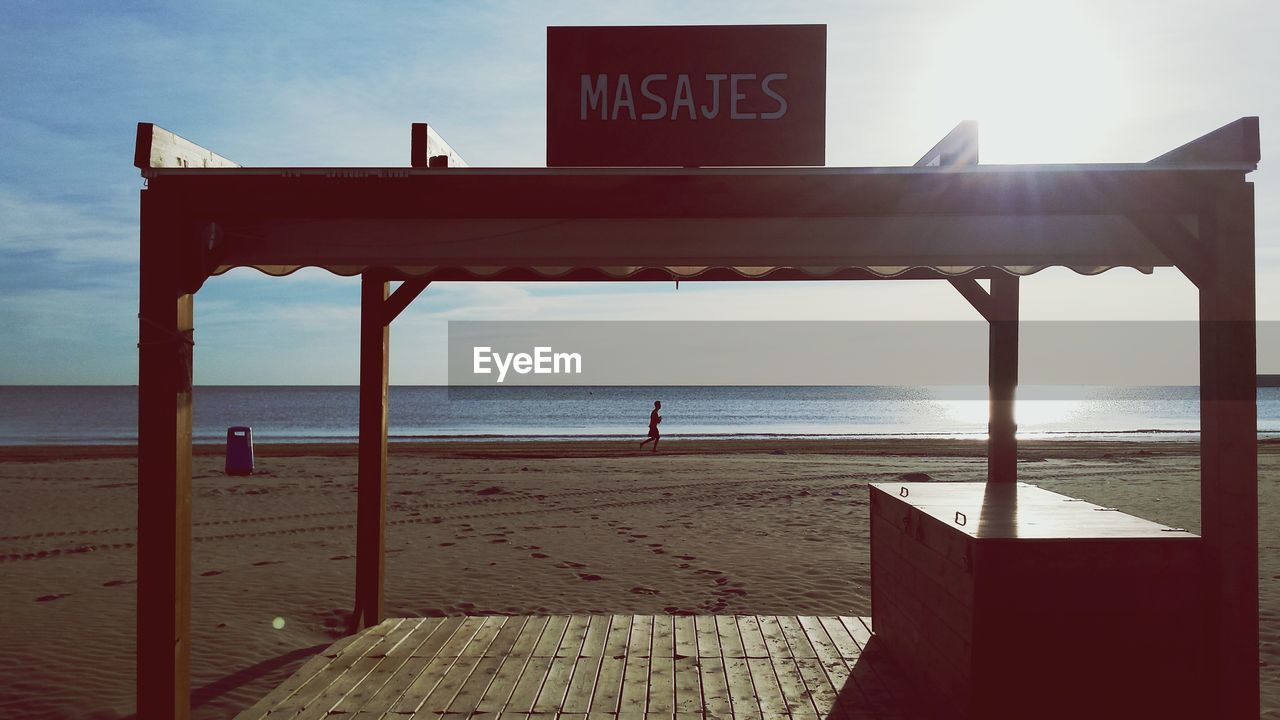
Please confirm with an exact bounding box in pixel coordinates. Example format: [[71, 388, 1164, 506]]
[[675, 555, 697, 560], [200, 570, 223, 577], [439, 542, 455, 547], [629, 586, 660, 595], [329, 554, 354, 560], [102, 579, 135, 587], [554, 560, 587, 568], [578, 573, 604, 582], [36, 593, 71, 602], [531, 553, 549, 559], [252, 560, 283, 567]]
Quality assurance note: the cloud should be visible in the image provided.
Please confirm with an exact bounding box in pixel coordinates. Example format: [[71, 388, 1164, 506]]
[[0, 187, 137, 264]]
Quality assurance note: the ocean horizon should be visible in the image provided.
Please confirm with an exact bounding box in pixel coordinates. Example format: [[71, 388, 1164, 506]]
[[3, 384, 1279, 445]]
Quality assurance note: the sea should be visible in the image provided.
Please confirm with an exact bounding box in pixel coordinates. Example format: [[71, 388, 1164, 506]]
[[2, 385, 1279, 445]]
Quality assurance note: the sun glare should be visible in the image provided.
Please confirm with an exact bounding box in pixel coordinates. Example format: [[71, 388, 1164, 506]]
[[925, 1, 1132, 163]]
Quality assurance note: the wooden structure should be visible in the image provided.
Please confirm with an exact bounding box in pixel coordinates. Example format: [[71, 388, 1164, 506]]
[[235, 614, 920, 719], [133, 117, 1260, 718], [870, 482, 1205, 718]]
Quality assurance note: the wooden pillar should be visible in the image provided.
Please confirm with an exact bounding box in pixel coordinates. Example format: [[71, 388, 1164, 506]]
[[1199, 183, 1259, 717], [136, 189, 194, 719], [987, 275, 1019, 483], [354, 275, 390, 631]]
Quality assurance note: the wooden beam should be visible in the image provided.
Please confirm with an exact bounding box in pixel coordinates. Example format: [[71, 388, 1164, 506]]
[[915, 125, 1004, 328], [383, 279, 431, 324], [987, 274, 1019, 483], [1150, 117, 1259, 171], [134, 123, 239, 174], [410, 123, 468, 169], [136, 190, 194, 719], [947, 278, 994, 321], [1198, 182, 1259, 717], [1125, 213, 1210, 289], [353, 275, 390, 632], [1136, 118, 1259, 287], [914, 120, 978, 167]]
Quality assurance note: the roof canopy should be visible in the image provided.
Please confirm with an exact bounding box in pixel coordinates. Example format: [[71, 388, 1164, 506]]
[[135, 118, 1259, 288]]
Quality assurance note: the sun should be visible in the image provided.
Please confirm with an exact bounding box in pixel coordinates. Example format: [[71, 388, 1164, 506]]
[[923, 1, 1133, 163]]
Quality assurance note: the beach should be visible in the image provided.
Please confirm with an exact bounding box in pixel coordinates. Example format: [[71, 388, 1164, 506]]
[[1, 438, 1277, 719]]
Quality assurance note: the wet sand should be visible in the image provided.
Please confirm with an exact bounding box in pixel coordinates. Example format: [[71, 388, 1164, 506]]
[[0, 438, 1276, 718]]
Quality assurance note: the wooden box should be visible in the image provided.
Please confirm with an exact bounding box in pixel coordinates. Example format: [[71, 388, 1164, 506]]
[[870, 482, 1205, 719]]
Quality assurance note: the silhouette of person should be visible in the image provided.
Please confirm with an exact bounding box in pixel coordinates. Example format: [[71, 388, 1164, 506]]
[[639, 400, 662, 452]]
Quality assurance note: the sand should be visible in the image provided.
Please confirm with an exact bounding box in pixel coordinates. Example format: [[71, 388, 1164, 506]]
[[0, 438, 1276, 719]]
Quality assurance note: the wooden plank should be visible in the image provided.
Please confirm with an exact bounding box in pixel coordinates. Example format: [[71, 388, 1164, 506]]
[[558, 615, 592, 656], [270, 627, 394, 713], [793, 657, 846, 718], [410, 122, 469, 168], [915, 120, 978, 167], [646, 614, 676, 714], [382, 278, 430, 324], [533, 615, 571, 657], [486, 615, 531, 658], [411, 616, 468, 657], [461, 616, 508, 656], [1150, 116, 1259, 169], [651, 614, 675, 660], [534, 617, 589, 712], [735, 615, 769, 658], [562, 616, 611, 713], [747, 657, 788, 717], [589, 655, 627, 713], [696, 656, 733, 718], [757, 616, 793, 659], [715, 615, 747, 658], [817, 616, 862, 660], [436, 616, 488, 657], [392, 653, 470, 713], [797, 616, 843, 666], [445, 653, 504, 707], [647, 620, 675, 714], [502, 656, 554, 714], [694, 615, 721, 658], [770, 652, 820, 718], [335, 620, 455, 717], [134, 122, 240, 171], [293, 652, 385, 720], [137, 188, 195, 720], [776, 616, 817, 658], [723, 656, 762, 719], [475, 618, 550, 713], [327, 619, 430, 714], [416, 654, 482, 713], [672, 655, 702, 715], [354, 275, 390, 631], [618, 615, 653, 715], [603, 614, 633, 657], [510, 616, 552, 658], [236, 650, 338, 719], [672, 616, 697, 658]]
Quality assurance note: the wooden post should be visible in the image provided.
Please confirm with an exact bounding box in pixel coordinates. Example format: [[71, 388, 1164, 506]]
[[1199, 182, 1258, 717], [354, 274, 390, 631], [136, 189, 194, 720], [988, 275, 1018, 483]]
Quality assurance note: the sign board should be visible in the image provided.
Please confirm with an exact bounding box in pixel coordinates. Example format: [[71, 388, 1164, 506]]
[[547, 25, 826, 167]]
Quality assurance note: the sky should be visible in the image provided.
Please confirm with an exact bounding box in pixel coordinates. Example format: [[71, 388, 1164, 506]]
[[1, 0, 1277, 385]]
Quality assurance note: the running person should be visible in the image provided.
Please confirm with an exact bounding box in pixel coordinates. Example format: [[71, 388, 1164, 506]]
[[639, 400, 662, 451]]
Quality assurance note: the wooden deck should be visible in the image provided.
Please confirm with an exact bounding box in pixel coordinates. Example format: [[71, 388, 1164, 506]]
[[236, 615, 925, 719]]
